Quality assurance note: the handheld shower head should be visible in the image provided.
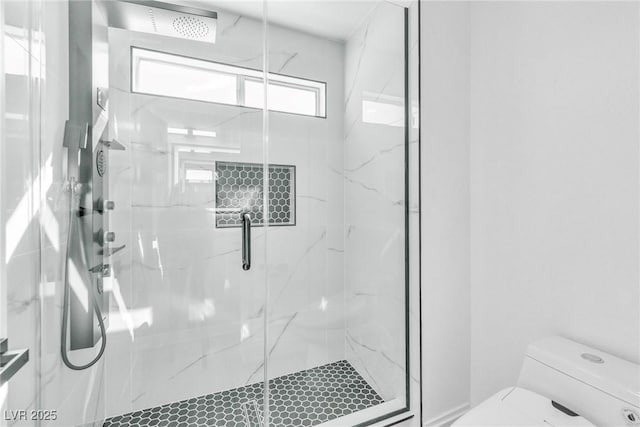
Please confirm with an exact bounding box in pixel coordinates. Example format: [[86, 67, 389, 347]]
[[102, 0, 218, 44]]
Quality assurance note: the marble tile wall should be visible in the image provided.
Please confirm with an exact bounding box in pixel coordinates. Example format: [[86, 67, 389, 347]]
[[104, 6, 346, 417], [1, 2, 420, 426], [36, 1, 107, 426], [2, 1, 43, 425], [3, 1, 107, 426], [343, 2, 409, 404], [263, 5, 346, 408], [3, 1, 110, 425]]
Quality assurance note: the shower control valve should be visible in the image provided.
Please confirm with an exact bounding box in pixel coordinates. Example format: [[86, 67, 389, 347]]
[[95, 264, 110, 295], [96, 229, 116, 246], [89, 263, 110, 277], [101, 264, 111, 278], [95, 198, 115, 214], [64, 179, 83, 195]]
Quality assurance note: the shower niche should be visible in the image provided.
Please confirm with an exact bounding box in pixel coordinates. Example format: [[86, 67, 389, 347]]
[[215, 162, 296, 228]]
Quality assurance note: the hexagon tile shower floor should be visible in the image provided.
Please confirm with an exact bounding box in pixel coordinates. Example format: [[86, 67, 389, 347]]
[[103, 360, 384, 427]]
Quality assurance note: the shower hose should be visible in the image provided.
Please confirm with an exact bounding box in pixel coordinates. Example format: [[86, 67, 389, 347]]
[[61, 180, 107, 370]]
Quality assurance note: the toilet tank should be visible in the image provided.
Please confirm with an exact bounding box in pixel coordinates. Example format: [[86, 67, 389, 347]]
[[517, 336, 640, 426]]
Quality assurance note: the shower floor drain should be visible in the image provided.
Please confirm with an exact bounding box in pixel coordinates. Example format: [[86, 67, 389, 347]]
[[103, 360, 384, 427]]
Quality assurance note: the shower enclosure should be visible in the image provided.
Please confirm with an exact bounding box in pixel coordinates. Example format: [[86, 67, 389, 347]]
[[1, 0, 420, 425]]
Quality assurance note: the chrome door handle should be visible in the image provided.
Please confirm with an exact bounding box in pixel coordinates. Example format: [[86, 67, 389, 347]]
[[242, 213, 251, 271]]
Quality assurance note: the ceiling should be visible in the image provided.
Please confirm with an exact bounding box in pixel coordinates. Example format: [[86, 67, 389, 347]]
[[180, 0, 381, 42]]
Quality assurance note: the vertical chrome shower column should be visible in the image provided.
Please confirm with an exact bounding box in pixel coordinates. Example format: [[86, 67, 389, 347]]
[[66, 0, 111, 350]]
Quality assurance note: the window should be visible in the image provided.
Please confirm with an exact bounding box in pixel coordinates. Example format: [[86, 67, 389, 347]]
[[362, 92, 405, 128], [131, 47, 326, 118], [184, 168, 214, 183], [244, 78, 320, 117]]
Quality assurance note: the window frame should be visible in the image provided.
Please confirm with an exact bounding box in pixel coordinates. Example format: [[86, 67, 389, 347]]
[[131, 46, 327, 118]]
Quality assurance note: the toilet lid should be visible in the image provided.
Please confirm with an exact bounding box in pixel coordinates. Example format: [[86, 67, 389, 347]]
[[453, 387, 596, 426]]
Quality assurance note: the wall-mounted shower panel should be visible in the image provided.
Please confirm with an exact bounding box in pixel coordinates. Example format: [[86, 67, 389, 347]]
[[68, 0, 111, 350]]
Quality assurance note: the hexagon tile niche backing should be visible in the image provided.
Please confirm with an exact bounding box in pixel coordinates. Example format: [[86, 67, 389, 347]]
[[215, 161, 296, 228], [103, 360, 384, 427]]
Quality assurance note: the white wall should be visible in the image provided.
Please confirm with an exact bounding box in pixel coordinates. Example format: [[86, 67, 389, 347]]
[[420, 2, 471, 425], [419, 1, 639, 422], [469, 1, 640, 405]]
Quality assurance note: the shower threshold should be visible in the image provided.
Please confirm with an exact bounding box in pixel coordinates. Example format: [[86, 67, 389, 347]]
[[103, 360, 384, 427]]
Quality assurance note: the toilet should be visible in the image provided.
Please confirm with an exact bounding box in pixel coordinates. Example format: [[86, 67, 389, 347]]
[[453, 336, 640, 426]]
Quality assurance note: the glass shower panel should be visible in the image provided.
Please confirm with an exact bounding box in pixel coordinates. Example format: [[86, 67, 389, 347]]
[[45, 0, 417, 425], [102, 2, 270, 425], [264, 1, 410, 426], [1, 0, 43, 423]]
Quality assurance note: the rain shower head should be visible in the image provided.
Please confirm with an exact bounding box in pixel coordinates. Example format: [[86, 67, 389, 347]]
[[102, 0, 217, 43]]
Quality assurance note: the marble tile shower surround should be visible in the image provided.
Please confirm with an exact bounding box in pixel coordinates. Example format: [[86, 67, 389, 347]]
[[1, 1, 419, 426], [2, 4, 42, 424], [3, 1, 41, 426], [4, 1, 107, 426], [104, 8, 346, 418], [343, 3, 408, 403]]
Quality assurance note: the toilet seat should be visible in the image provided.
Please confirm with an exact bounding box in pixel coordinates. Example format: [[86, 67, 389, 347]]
[[452, 387, 596, 426]]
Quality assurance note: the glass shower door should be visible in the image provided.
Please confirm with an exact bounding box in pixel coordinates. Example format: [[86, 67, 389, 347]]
[[263, 1, 413, 426], [103, 2, 271, 425], [58, 0, 418, 425]]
